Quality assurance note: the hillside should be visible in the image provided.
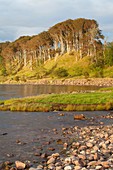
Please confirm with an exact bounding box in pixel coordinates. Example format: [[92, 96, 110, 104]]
[[0, 18, 113, 82], [11, 52, 91, 80], [0, 51, 113, 84]]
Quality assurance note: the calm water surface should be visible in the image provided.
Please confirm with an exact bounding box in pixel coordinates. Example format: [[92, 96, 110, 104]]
[[0, 84, 101, 100]]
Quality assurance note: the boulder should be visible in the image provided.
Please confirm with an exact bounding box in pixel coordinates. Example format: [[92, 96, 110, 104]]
[[74, 114, 85, 120]]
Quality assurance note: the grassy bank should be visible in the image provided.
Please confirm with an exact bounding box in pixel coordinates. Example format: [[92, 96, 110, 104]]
[[0, 88, 113, 112]]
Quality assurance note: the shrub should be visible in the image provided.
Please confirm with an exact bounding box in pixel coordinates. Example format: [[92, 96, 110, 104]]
[[0, 56, 7, 76], [0, 101, 4, 105], [0, 68, 7, 76], [91, 66, 104, 78], [83, 71, 89, 78], [94, 70, 103, 78], [20, 75, 26, 82], [54, 67, 68, 78], [70, 66, 83, 77], [14, 76, 20, 81]]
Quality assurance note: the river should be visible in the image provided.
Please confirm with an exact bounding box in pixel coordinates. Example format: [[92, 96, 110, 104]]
[[0, 84, 101, 100], [0, 84, 113, 164]]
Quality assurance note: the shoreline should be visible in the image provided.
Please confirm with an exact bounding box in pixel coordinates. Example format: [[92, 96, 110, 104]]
[[0, 110, 113, 169], [0, 90, 113, 112], [1, 78, 113, 86], [1, 123, 113, 169]]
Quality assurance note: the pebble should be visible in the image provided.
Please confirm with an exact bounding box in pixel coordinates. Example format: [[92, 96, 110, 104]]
[[29, 168, 37, 170], [64, 165, 73, 170], [1, 125, 113, 170], [47, 157, 56, 164], [38, 124, 113, 170], [15, 161, 26, 169], [56, 166, 63, 170]]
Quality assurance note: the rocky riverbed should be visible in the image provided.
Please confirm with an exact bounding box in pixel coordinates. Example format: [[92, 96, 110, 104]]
[[0, 112, 113, 170], [2, 78, 113, 87]]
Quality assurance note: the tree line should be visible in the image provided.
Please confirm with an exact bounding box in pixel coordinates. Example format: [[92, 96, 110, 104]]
[[0, 18, 113, 76]]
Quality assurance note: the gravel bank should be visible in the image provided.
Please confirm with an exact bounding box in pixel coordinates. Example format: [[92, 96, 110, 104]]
[[2, 78, 113, 87], [1, 124, 113, 170], [31, 125, 113, 170], [35, 78, 113, 87]]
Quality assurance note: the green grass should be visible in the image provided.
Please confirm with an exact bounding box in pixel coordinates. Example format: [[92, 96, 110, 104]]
[[1, 90, 113, 112], [31, 92, 113, 105], [104, 66, 113, 78], [44, 53, 90, 78], [98, 86, 113, 91]]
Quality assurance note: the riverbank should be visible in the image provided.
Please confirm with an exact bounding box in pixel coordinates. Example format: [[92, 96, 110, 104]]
[[0, 88, 113, 112], [1, 123, 113, 170], [30, 124, 113, 169], [1, 77, 113, 86]]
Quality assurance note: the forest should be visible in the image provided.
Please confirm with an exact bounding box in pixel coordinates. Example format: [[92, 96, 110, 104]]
[[0, 18, 113, 80]]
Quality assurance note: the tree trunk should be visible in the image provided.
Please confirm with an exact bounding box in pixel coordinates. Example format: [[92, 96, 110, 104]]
[[23, 50, 27, 67], [54, 40, 58, 50], [66, 40, 71, 53], [30, 54, 33, 70], [60, 36, 65, 55], [39, 46, 42, 62], [48, 49, 51, 60]]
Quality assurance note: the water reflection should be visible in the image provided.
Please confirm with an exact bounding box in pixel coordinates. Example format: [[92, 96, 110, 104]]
[[0, 84, 101, 100]]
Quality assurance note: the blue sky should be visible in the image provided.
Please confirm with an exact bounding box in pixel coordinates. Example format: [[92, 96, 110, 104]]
[[0, 0, 113, 42]]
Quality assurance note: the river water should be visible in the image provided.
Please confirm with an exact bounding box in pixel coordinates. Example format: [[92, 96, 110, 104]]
[[0, 84, 101, 100], [0, 84, 113, 164]]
